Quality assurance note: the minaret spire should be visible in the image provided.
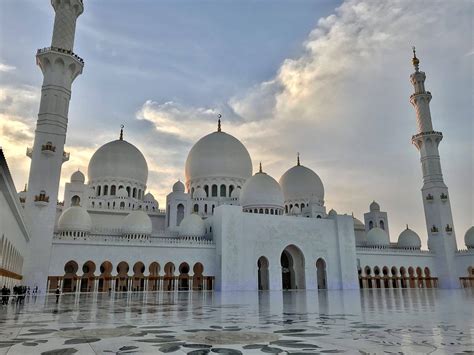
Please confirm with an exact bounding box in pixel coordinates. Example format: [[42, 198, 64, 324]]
[[23, 0, 84, 292], [217, 114, 222, 132], [119, 124, 124, 140], [409, 48, 458, 288], [259, 162, 262, 173], [297, 152, 300, 166]]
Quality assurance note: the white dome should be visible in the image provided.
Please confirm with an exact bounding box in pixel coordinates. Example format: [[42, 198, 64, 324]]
[[179, 213, 206, 237], [71, 170, 85, 183], [58, 206, 92, 233], [116, 188, 128, 198], [279, 163, 324, 205], [353, 217, 365, 230], [290, 206, 301, 215], [465, 226, 474, 249], [121, 210, 152, 236], [194, 187, 207, 199], [397, 227, 421, 249], [370, 201, 380, 212], [366, 227, 390, 247], [240, 170, 284, 210], [185, 130, 252, 183], [144, 192, 155, 202], [173, 180, 185, 193], [88, 139, 148, 185], [231, 187, 241, 199]]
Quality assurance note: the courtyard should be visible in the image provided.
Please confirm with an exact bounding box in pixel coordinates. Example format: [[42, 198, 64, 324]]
[[0, 289, 473, 354]]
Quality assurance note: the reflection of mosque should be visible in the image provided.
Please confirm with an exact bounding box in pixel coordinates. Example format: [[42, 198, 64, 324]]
[[1, 0, 473, 293]]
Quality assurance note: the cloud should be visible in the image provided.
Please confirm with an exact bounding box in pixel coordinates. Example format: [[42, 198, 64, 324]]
[[0, 62, 16, 72], [136, 0, 472, 247]]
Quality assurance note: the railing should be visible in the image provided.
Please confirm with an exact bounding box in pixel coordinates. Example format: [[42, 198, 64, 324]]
[[37, 46, 84, 64], [41, 143, 56, 152], [412, 130, 443, 141], [53, 233, 215, 247], [34, 194, 49, 203], [356, 246, 432, 254]]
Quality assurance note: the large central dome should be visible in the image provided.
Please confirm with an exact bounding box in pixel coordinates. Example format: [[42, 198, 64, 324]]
[[88, 139, 148, 185], [185, 130, 252, 184]]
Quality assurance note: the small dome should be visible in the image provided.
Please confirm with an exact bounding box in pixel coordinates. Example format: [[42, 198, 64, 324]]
[[397, 227, 421, 249], [366, 227, 390, 247], [370, 201, 380, 212], [328, 209, 337, 216], [194, 187, 207, 199], [179, 213, 206, 237], [465, 226, 474, 249], [121, 210, 152, 236], [71, 170, 85, 183], [173, 180, 185, 193], [279, 163, 324, 205], [353, 217, 365, 230], [290, 206, 301, 215], [88, 139, 148, 185], [240, 170, 284, 210], [185, 130, 252, 184], [231, 187, 241, 199], [144, 192, 155, 202], [58, 206, 92, 233], [116, 188, 128, 198]]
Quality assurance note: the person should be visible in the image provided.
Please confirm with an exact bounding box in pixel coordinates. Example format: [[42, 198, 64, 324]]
[[55, 287, 60, 303], [1, 285, 8, 305]]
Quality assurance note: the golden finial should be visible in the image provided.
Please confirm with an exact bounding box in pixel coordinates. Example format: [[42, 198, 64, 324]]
[[297, 152, 300, 166], [412, 46, 419, 72], [259, 161, 262, 173], [217, 114, 222, 132], [119, 124, 124, 140]]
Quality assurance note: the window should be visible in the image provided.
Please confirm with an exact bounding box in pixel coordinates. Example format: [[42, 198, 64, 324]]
[[97, 186, 101, 196], [204, 204, 208, 213], [212, 185, 218, 197], [133, 188, 137, 198], [194, 204, 199, 213], [103, 185, 108, 195], [369, 220, 374, 229], [379, 220, 385, 230], [177, 204, 185, 226], [204, 185, 209, 197], [229, 185, 234, 196], [110, 185, 116, 195], [220, 185, 226, 197], [126, 186, 131, 197]]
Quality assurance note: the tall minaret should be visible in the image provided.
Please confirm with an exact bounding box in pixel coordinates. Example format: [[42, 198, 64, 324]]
[[23, 0, 84, 291], [409, 48, 458, 289]]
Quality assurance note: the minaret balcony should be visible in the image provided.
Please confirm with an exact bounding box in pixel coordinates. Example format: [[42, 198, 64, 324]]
[[62, 151, 70, 162], [34, 191, 50, 206], [440, 193, 448, 202], [412, 131, 443, 141], [37, 46, 84, 65], [445, 225, 453, 234], [425, 194, 434, 202]]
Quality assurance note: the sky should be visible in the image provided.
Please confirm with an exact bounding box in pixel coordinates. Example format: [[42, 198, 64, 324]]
[[0, 0, 472, 248]]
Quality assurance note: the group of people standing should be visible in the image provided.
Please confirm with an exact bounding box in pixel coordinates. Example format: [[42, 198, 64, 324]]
[[1, 285, 38, 305]]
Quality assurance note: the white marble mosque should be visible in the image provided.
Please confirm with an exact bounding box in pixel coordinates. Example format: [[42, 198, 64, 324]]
[[1, 0, 474, 299]]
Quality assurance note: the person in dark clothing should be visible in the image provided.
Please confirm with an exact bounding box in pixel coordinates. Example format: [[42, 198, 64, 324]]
[[1, 285, 9, 305], [55, 287, 60, 303]]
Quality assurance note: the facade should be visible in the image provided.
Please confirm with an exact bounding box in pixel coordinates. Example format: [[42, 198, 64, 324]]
[[1, 2, 473, 293]]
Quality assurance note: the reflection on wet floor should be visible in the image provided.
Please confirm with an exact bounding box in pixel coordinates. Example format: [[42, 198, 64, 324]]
[[0, 289, 473, 354]]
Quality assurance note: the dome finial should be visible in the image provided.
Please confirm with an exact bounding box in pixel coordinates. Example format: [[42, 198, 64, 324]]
[[406, 224, 409, 229], [259, 161, 263, 173], [217, 114, 222, 132], [412, 46, 420, 72], [119, 124, 124, 140], [297, 152, 300, 166]]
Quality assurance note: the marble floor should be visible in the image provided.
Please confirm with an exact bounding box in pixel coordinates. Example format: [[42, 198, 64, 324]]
[[0, 289, 473, 354]]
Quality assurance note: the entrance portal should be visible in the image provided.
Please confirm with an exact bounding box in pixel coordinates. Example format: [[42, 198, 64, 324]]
[[257, 256, 269, 290], [280, 245, 305, 290]]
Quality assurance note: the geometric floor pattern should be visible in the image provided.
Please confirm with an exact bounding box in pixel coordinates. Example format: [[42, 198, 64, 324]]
[[0, 289, 473, 354]]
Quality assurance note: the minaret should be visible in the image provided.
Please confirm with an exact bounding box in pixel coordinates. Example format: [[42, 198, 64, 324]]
[[409, 48, 458, 288], [23, 0, 84, 291]]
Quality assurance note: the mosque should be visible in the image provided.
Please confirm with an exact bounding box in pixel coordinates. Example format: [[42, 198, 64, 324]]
[[1, 0, 473, 293]]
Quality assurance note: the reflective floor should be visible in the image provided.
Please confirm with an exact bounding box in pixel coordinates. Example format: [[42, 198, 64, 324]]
[[0, 289, 473, 354]]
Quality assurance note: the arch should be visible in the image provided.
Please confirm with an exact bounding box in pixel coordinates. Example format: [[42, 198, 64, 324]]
[[368, 220, 373, 229], [98, 261, 113, 292], [193, 262, 204, 291], [379, 220, 385, 230], [71, 195, 80, 206], [281, 245, 305, 290], [204, 185, 209, 197], [220, 184, 227, 197], [116, 261, 130, 292], [211, 184, 218, 197], [120, 201, 125, 209], [126, 186, 131, 197], [81, 260, 96, 292], [110, 185, 116, 195], [257, 256, 269, 290], [229, 185, 234, 196], [63, 260, 78, 293], [178, 262, 190, 290], [97, 186, 101, 196], [132, 187, 137, 198], [194, 203, 199, 213], [163, 262, 176, 291], [148, 262, 161, 291], [391, 266, 398, 288], [177, 204, 185, 226], [408, 267, 415, 288], [400, 266, 407, 288], [416, 267, 424, 288], [103, 185, 108, 196], [132, 262, 146, 291], [316, 258, 327, 290]]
